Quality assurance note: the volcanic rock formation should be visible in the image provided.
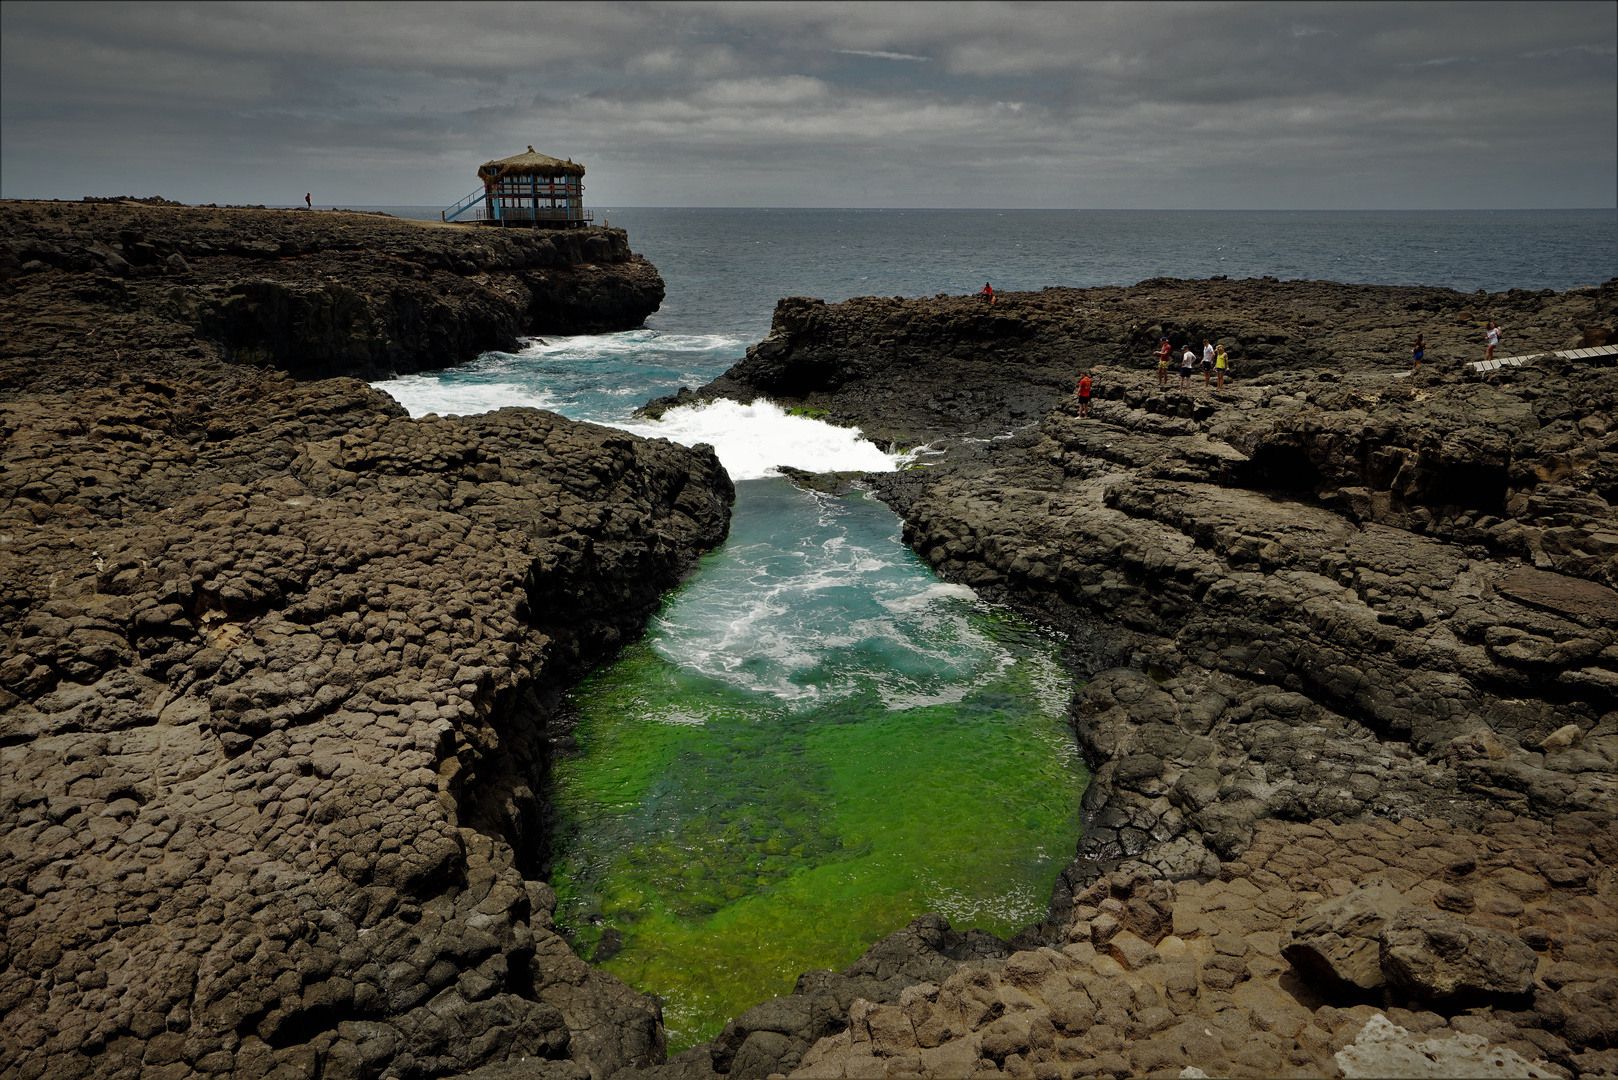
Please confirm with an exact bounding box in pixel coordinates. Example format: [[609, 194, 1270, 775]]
[[0, 204, 731, 1080], [1, 200, 665, 381]]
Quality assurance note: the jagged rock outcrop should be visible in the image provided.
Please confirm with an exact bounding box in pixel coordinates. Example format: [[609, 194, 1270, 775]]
[[691, 279, 1615, 448], [0, 201, 665, 381], [0, 203, 726, 1080], [0, 365, 733, 1080]]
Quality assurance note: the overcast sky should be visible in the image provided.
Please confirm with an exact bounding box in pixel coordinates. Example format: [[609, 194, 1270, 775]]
[[2, 1, 1614, 209]]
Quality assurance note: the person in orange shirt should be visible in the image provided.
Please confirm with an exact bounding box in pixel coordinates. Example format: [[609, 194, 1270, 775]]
[[981, 281, 995, 304], [1075, 372, 1093, 417]]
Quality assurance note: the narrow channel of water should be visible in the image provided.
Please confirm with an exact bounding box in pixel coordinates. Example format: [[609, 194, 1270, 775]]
[[545, 477, 1083, 1048]]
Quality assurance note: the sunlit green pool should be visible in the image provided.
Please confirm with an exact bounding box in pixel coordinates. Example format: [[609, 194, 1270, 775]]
[[544, 478, 1085, 1050]]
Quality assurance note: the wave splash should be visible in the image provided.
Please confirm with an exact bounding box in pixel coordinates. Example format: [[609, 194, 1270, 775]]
[[517, 329, 747, 359], [618, 399, 907, 481], [378, 375, 560, 418]]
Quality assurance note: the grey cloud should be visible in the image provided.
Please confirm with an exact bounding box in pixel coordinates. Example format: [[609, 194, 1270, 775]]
[[835, 50, 929, 61], [1, 1, 1612, 208]]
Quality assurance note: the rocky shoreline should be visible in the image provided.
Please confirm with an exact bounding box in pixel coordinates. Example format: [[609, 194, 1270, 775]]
[[1, 201, 664, 383], [640, 278, 1618, 1079], [0, 205, 733, 1080], [7, 198, 1618, 1080]]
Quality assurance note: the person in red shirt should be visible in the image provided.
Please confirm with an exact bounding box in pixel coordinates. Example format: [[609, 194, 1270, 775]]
[[1156, 337, 1171, 387], [981, 281, 995, 304], [1075, 372, 1093, 417]]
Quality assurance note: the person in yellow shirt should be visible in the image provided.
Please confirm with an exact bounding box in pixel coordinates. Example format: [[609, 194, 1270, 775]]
[[1215, 344, 1229, 389]]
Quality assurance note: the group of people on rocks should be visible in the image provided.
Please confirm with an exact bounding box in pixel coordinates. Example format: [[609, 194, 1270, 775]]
[[1071, 334, 1231, 417], [1152, 336, 1230, 390], [971, 275, 1510, 415], [1073, 316, 1506, 413]]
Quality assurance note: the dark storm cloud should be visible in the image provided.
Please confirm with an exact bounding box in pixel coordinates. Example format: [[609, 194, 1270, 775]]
[[1, 1, 1612, 207]]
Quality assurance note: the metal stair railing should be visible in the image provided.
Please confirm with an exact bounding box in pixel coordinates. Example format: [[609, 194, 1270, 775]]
[[441, 186, 489, 222]]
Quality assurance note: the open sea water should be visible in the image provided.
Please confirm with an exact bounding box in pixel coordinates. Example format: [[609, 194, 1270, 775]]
[[370, 207, 1616, 1048]]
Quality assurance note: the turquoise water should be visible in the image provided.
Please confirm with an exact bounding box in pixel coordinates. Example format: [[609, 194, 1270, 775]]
[[543, 478, 1083, 1049]]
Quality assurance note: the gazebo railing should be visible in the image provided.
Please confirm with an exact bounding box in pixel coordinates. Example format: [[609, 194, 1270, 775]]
[[442, 185, 594, 225], [471, 206, 594, 224]]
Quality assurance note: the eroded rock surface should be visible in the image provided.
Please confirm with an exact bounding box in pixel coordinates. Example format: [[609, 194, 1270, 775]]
[[1, 205, 729, 1080], [1335, 1013, 1564, 1080], [687, 280, 1615, 447], [789, 817, 1615, 1079], [1, 200, 665, 381]]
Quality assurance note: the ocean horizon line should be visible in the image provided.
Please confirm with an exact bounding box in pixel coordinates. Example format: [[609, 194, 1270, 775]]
[[5, 197, 1612, 215], [304, 204, 1618, 214]]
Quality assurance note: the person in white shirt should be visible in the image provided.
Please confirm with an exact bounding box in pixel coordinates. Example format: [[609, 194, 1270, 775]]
[[1181, 347, 1196, 390], [1202, 339, 1215, 386], [1485, 321, 1501, 361]]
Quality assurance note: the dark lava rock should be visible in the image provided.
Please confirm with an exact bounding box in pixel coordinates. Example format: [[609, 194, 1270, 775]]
[[0, 200, 665, 381], [687, 276, 1618, 982], [776, 466, 867, 496], [0, 208, 728, 1080], [692, 280, 1618, 449], [1282, 880, 1410, 993]]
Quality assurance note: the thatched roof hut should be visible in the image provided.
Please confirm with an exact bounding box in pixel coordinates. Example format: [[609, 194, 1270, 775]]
[[477, 146, 586, 182], [444, 145, 592, 227]]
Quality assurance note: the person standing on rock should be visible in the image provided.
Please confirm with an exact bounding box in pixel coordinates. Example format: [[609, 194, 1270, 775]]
[[1181, 346, 1196, 390], [1485, 320, 1501, 362], [1202, 339, 1215, 386], [305, 192, 311, 210], [1075, 371, 1093, 417], [1215, 344, 1229, 389], [981, 282, 995, 305], [1412, 333, 1425, 371], [1156, 337, 1171, 387]]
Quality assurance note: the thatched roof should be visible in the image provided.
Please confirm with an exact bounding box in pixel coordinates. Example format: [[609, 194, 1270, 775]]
[[478, 146, 585, 180]]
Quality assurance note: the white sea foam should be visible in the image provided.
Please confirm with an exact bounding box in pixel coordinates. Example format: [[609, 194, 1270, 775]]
[[377, 376, 557, 418], [518, 329, 746, 358], [618, 399, 906, 480], [650, 500, 1008, 708], [922, 876, 1049, 929], [878, 581, 978, 614]]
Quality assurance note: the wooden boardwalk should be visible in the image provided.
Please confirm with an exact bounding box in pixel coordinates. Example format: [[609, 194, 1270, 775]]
[[1468, 343, 1618, 374]]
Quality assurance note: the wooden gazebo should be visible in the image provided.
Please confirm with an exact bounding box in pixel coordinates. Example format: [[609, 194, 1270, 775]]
[[441, 146, 593, 227]]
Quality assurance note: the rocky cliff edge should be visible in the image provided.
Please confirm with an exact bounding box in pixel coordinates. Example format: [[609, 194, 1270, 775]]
[[0, 203, 731, 1080], [1, 200, 665, 382]]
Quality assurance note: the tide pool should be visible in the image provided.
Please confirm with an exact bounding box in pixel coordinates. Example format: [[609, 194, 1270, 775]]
[[544, 478, 1084, 1051], [373, 297, 1085, 1055]]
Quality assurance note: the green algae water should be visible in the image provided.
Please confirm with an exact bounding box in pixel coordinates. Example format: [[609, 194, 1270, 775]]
[[545, 477, 1086, 1050]]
